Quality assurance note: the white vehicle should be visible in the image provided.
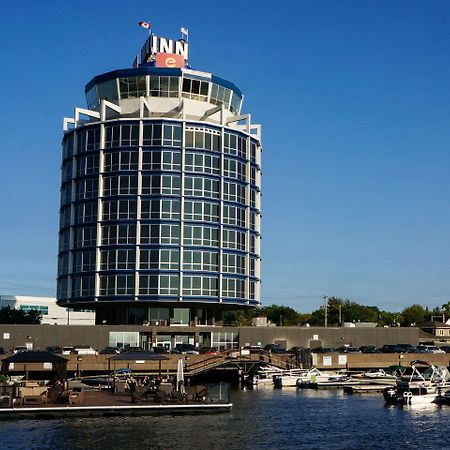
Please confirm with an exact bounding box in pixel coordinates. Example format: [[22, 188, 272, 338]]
[[74, 345, 97, 355], [13, 346, 29, 354], [62, 346, 74, 355], [416, 345, 445, 354]]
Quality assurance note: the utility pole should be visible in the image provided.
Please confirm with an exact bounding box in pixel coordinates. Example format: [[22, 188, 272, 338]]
[[323, 296, 328, 327]]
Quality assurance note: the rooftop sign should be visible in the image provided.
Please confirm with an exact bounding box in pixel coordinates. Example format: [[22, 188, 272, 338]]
[[141, 35, 188, 65]]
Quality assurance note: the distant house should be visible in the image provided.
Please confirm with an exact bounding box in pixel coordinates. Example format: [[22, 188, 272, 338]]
[[418, 321, 450, 339]]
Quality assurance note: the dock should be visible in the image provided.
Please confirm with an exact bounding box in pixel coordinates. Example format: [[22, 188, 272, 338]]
[[0, 390, 232, 421]]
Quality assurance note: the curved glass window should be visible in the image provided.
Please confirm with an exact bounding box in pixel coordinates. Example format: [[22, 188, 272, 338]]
[[182, 276, 218, 296], [184, 201, 219, 222], [101, 224, 136, 245], [185, 152, 220, 175], [104, 151, 138, 172], [185, 127, 220, 151], [97, 79, 119, 105], [77, 127, 100, 153], [149, 76, 179, 97], [119, 76, 146, 99], [99, 274, 135, 295], [222, 277, 245, 298], [141, 199, 181, 220], [224, 182, 246, 204], [100, 249, 136, 270], [140, 224, 180, 245], [182, 78, 209, 101], [183, 225, 219, 247], [222, 253, 246, 274], [142, 150, 181, 171], [140, 249, 179, 270], [210, 83, 231, 110], [184, 177, 220, 199], [141, 175, 181, 196], [183, 250, 219, 271]]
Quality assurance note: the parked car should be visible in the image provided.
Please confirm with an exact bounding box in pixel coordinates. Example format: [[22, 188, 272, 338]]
[[201, 347, 218, 355], [62, 346, 74, 355], [13, 346, 29, 354], [381, 344, 402, 353], [46, 346, 63, 354], [0, 347, 5, 355], [264, 344, 288, 354], [359, 346, 381, 353], [74, 345, 98, 355], [416, 344, 445, 354], [311, 347, 337, 353], [152, 346, 169, 354], [439, 346, 450, 353], [338, 346, 361, 353], [99, 346, 120, 354], [118, 346, 144, 353], [171, 344, 199, 355]]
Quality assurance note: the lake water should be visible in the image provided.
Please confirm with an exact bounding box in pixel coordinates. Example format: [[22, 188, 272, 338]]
[[1, 388, 450, 449]]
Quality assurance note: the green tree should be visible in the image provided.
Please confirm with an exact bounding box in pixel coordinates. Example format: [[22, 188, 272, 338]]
[[0, 306, 42, 324], [259, 304, 302, 326], [400, 304, 427, 327]]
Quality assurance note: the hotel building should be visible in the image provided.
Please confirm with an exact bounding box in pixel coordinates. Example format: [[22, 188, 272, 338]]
[[56, 31, 262, 346]]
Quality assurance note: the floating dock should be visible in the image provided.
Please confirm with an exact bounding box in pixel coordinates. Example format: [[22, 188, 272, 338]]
[[0, 390, 232, 421]]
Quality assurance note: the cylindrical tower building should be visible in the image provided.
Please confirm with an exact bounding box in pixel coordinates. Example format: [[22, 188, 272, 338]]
[[57, 32, 261, 327]]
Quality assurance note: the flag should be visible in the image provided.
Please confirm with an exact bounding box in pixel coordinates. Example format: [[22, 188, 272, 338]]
[[180, 27, 189, 36], [139, 21, 151, 29]]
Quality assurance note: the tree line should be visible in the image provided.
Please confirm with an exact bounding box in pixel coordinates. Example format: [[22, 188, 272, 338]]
[[223, 297, 450, 327]]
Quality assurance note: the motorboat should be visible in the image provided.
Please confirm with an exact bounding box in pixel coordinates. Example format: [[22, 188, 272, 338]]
[[359, 369, 397, 386], [383, 362, 450, 406], [253, 366, 309, 387], [294, 368, 338, 388]]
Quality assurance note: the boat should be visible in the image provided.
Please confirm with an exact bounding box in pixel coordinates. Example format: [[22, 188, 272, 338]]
[[359, 369, 397, 386], [253, 366, 309, 387], [383, 362, 450, 406]]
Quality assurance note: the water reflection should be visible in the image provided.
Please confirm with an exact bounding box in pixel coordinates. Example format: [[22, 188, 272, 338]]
[[0, 389, 449, 450]]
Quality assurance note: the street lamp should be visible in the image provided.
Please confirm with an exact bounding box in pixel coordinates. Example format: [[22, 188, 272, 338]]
[[323, 296, 328, 328]]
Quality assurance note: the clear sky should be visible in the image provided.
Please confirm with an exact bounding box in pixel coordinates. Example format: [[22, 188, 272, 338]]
[[1, 1, 450, 313]]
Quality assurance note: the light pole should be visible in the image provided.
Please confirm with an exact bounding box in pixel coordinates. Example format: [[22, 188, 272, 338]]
[[323, 296, 328, 327]]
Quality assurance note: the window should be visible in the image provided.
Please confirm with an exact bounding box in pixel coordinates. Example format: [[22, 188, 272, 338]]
[[141, 175, 181, 196], [185, 127, 220, 151], [184, 201, 219, 222], [63, 134, 74, 159], [103, 175, 138, 196], [223, 205, 246, 227], [74, 226, 97, 248], [75, 201, 98, 224], [223, 229, 246, 251], [19, 305, 49, 315], [185, 152, 220, 175], [182, 276, 218, 296], [183, 225, 219, 247], [163, 124, 182, 147], [210, 83, 231, 110], [224, 158, 246, 181], [139, 274, 179, 295], [104, 123, 139, 148], [183, 250, 219, 271], [149, 76, 179, 97], [142, 123, 162, 146], [222, 277, 245, 298], [222, 253, 246, 274], [141, 199, 181, 220], [140, 224, 180, 245], [100, 249, 136, 270], [61, 183, 72, 205], [73, 250, 96, 272], [224, 182, 246, 204], [77, 154, 99, 176], [140, 249, 179, 270], [224, 132, 247, 158], [59, 229, 71, 251], [97, 79, 119, 104], [230, 92, 242, 114], [101, 224, 136, 245], [142, 150, 181, 171], [62, 160, 73, 182], [104, 151, 138, 172], [102, 200, 137, 221], [182, 78, 209, 101], [75, 178, 98, 200], [72, 275, 95, 297], [58, 253, 69, 276], [77, 127, 100, 153], [119, 76, 146, 99], [99, 274, 135, 295], [184, 177, 220, 199]]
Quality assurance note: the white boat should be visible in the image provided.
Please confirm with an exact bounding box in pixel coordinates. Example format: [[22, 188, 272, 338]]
[[254, 366, 309, 387], [383, 362, 450, 406], [360, 369, 397, 386]]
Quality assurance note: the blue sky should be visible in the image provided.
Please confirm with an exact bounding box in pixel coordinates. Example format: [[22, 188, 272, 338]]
[[1, 1, 450, 313]]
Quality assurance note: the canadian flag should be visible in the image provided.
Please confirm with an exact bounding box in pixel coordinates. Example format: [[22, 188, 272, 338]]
[[138, 21, 151, 29]]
